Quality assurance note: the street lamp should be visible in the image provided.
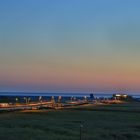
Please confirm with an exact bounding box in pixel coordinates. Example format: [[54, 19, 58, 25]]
[[51, 96, 55, 107], [28, 97, 31, 104], [15, 98, 18, 103], [24, 97, 30, 104], [39, 96, 42, 102], [23, 97, 27, 104], [80, 124, 83, 140], [58, 96, 62, 103]]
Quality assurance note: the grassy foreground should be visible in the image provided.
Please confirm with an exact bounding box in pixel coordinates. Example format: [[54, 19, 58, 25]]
[[0, 102, 140, 140]]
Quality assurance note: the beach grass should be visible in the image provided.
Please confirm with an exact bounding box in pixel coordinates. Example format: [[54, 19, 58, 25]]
[[0, 102, 140, 140]]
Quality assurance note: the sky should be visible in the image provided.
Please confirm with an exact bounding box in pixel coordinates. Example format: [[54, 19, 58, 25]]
[[0, 0, 140, 92]]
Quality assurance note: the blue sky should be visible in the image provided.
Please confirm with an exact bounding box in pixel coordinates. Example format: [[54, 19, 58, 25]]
[[0, 0, 140, 92]]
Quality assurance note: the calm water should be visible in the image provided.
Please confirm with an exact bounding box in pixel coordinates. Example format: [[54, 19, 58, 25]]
[[0, 92, 140, 99]]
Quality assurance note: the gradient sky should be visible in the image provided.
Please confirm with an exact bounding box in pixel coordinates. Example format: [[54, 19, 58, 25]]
[[0, 0, 140, 92]]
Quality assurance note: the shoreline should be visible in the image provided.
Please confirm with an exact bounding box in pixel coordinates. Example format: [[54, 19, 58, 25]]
[[0, 93, 140, 100]]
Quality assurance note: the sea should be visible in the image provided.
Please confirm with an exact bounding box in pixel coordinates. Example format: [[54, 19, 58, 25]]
[[0, 92, 140, 99]]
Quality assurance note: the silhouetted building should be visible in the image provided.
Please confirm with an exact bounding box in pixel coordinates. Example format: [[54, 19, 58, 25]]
[[90, 94, 94, 99]]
